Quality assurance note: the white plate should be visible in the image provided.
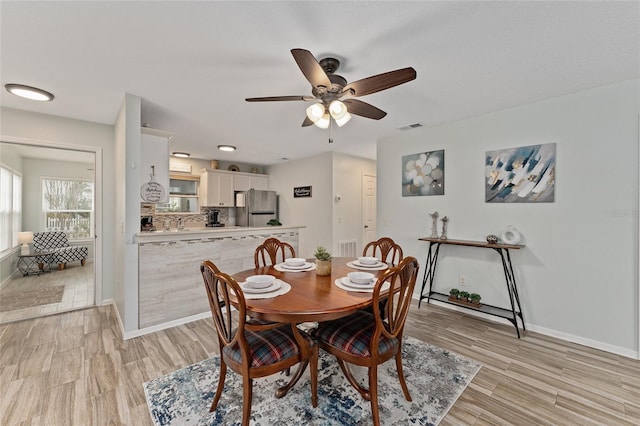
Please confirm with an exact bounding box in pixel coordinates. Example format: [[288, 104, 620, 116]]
[[280, 262, 314, 270], [240, 280, 282, 294], [341, 277, 375, 289], [352, 260, 385, 268]]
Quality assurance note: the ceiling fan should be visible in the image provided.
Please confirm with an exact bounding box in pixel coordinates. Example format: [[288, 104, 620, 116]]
[[245, 49, 417, 129]]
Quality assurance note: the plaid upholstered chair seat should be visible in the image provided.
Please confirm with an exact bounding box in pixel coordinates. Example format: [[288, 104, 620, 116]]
[[313, 311, 398, 358], [33, 231, 88, 270], [225, 325, 313, 368]]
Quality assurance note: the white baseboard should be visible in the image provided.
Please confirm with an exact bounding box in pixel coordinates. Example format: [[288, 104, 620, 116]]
[[123, 311, 211, 340], [525, 323, 639, 360], [102, 298, 210, 340], [414, 296, 639, 360]]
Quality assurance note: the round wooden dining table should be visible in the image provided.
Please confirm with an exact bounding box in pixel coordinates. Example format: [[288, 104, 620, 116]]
[[232, 257, 389, 324]]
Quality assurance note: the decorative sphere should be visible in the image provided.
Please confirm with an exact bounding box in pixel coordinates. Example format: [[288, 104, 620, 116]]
[[486, 234, 499, 244]]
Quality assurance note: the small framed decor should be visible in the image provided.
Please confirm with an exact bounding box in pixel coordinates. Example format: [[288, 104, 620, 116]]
[[402, 150, 445, 196], [485, 143, 556, 203], [294, 186, 312, 198]]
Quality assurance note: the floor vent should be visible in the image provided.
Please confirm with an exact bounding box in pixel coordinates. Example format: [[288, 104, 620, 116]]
[[338, 239, 357, 257]]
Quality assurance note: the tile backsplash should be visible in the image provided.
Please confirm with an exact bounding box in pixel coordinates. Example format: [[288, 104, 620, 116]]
[[141, 204, 231, 228]]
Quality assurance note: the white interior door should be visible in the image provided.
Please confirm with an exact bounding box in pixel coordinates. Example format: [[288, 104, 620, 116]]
[[362, 173, 377, 247]]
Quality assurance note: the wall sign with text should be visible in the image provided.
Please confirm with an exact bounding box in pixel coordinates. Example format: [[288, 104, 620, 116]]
[[294, 186, 312, 198]]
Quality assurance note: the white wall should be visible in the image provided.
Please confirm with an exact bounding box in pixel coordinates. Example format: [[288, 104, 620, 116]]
[[114, 94, 143, 333], [0, 107, 115, 301], [332, 153, 376, 253], [0, 143, 22, 171], [267, 152, 333, 258], [267, 152, 376, 258], [377, 79, 639, 357]]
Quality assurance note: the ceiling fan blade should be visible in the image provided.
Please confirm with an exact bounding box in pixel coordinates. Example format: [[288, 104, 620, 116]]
[[302, 116, 314, 127], [341, 67, 416, 97], [245, 96, 311, 102], [343, 99, 387, 120], [291, 48, 332, 89]]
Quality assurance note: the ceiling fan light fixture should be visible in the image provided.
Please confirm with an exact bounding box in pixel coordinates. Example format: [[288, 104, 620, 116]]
[[334, 112, 352, 127], [217, 145, 237, 152], [314, 113, 331, 129], [5, 83, 54, 101], [329, 100, 348, 120], [306, 102, 325, 122]]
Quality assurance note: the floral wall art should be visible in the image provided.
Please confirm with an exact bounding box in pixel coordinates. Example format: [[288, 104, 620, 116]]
[[485, 143, 556, 203], [402, 150, 445, 196]]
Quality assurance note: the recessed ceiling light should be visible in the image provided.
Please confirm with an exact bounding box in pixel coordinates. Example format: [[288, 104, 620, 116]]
[[5, 84, 54, 101], [218, 145, 236, 152], [172, 152, 190, 158]]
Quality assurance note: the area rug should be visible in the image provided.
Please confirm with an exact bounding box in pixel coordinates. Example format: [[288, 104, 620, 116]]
[[0, 285, 65, 311], [144, 336, 481, 425]]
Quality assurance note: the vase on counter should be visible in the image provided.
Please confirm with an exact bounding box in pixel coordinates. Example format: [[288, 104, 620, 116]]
[[316, 259, 331, 276]]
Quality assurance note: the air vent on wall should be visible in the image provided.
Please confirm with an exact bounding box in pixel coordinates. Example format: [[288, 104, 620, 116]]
[[338, 239, 357, 257], [398, 123, 423, 131]]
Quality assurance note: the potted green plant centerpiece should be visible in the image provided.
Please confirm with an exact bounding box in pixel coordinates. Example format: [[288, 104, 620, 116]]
[[314, 246, 332, 276], [458, 291, 470, 304]]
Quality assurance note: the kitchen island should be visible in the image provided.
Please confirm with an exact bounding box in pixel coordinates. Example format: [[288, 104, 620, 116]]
[[135, 225, 304, 328]]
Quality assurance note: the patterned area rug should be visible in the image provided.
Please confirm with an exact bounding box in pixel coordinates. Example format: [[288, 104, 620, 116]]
[[0, 285, 65, 312], [144, 336, 481, 425]]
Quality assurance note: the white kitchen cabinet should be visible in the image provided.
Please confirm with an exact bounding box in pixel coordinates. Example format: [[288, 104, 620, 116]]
[[200, 170, 235, 206], [234, 173, 268, 191], [140, 128, 173, 203]]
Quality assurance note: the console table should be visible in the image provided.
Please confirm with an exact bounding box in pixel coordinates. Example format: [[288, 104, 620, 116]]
[[418, 237, 525, 338]]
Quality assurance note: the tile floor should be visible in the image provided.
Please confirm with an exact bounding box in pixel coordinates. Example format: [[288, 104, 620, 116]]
[[0, 261, 94, 324]]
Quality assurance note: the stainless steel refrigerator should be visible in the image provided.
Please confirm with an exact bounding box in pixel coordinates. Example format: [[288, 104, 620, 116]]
[[235, 189, 277, 227]]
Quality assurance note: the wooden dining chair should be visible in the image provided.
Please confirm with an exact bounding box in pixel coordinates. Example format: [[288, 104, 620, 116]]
[[362, 237, 404, 265], [312, 256, 419, 426], [362, 237, 404, 319], [200, 260, 318, 426], [254, 237, 296, 267]]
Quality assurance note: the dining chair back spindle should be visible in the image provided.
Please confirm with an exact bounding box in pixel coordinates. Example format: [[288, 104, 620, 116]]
[[312, 256, 419, 426], [254, 237, 296, 268], [200, 260, 318, 426], [362, 237, 403, 265]]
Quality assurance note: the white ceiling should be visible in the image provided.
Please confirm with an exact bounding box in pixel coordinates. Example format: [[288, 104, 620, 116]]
[[1, 1, 638, 165]]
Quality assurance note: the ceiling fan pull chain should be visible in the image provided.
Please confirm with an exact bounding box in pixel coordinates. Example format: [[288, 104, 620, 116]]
[[329, 118, 334, 143]]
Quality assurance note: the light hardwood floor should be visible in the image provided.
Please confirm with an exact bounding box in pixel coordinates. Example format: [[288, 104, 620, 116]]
[[1, 301, 639, 425]]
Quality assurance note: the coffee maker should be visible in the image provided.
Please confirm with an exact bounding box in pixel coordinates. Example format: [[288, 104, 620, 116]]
[[141, 216, 155, 231], [206, 209, 224, 227]]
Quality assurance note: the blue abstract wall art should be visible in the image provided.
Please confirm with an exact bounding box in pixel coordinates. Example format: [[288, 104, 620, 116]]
[[485, 143, 556, 203]]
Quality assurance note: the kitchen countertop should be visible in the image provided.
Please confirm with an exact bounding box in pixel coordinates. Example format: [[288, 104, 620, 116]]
[[135, 225, 305, 243]]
